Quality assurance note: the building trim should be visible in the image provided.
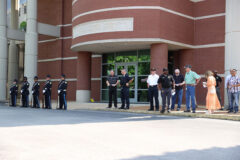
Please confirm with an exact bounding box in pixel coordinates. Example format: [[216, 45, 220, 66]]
[[71, 38, 225, 50], [195, 13, 226, 20], [38, 36, 72, 43], [39, 78, 77, 82], [91, 78, 101, 81], [57, 24, 72, 27], [92, 55, 102, 58], [72, 6, 225, 22], [190, 0, 205, 2], [72, 0, 78, 5], [38, 57, 78, 62]]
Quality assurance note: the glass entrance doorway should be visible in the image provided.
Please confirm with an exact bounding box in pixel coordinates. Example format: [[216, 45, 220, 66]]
[[116, 63, 137, 102]]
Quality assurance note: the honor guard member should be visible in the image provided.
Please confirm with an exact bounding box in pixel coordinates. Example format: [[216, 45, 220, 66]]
[[106, 70, 119, 108], [10, 79, 18, 107], [158, 68, 175, 113], [119, 69, 133, 110], [21, 77, 30, 107], [147, 68, 160, 111], [58, 74, 68, 110], [32, 76, 40, 108], [43, 75, 52, 109]]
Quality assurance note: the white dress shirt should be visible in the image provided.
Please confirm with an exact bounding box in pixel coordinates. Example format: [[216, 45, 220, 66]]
[[225, 74, 231, 88], [147, 74, 159, 86]]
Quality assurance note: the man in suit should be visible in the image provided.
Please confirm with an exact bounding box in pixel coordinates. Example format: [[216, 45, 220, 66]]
[[21, 77, 30, 107], [32, 76, 40, 108], [57, 74, 68, 110], [43, 75, 52, 109], [10, 79, 18, 107]]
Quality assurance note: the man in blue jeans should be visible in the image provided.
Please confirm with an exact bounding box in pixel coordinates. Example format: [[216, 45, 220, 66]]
[[184, 65, 201, 113], [171, 69, 185, 111], [227, 69, 240, 113]]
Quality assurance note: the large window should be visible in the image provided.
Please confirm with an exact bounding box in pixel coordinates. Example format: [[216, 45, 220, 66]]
[[101, 50, 150, 103]]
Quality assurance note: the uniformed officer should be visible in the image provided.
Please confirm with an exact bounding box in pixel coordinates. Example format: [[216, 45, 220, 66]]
[[43, 75, 52, 109], [147, 68, 159, 111], [158, 68, 175, 113], [9, 79, 18, 107], [106, 70, 119, 108], [21, 77, 30, 107], [32, 76, 40, 108], [57, 74, 68, 110], [119, 69, 133, 110]]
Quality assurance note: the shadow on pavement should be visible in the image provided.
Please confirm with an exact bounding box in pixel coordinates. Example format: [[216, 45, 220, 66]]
[[0, 105, 190, 127], [120, 145, 240, 160]]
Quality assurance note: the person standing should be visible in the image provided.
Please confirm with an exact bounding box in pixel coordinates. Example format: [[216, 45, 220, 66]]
[[158, 68, 175, 113], [106, 70, 119, 109], [205, 71, 221, 114], [213, 70, 223, 110], [21, 77, 30, 107], [225, 69, 233, 110], [32, 76, 40, 108], [171, 69, 185, 111], [147, 68, 159, 111], [58, 74, 68, 110], [119, 69, 133, 110], [184, 65, 201, 113], [9, 79, 18, 107], [43, 75, 52, 109], [227, 69, 240, 113]]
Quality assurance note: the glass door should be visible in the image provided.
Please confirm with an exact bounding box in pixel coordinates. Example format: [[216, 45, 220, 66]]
[[116, 63, 138, 102]]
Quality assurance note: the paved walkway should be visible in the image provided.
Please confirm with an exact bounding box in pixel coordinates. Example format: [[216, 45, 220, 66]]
[[0, 105, 239, 160]]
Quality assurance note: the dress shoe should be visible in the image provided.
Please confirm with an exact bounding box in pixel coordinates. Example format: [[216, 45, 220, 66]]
[[228, 110, 233, 113], [125, 107, 129, 110], [119, 107, 125, 109], [107, 106, 112, 109], [184, 110, 191, 112], [177, 108, 180, 111], [192, 110, 196, 113], [148, 109, 154, 111], [167, 110, 170, 113], [160, 110, 165, 114], [155, 109, 159, 111]]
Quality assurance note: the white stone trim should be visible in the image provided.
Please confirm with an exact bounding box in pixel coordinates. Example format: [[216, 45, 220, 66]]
[[190, 0, 205, 2], [91, 55, 102, 58], [195, 13, 226, 20], [73, 18, 134, 38], [76, 90, 90, 102], [72, 0, 77, 5], [91, 78, 101, 81], [71, 38, 225, 50], [38, 57, 77, 62], [38, 36, 72, 43], [57, 24, 72, 27], [39, 78, 77, 82], [72, 6, 225, 22]]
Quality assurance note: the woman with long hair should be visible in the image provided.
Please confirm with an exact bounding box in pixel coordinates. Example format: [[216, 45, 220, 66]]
[[204, 70, 221, 114]]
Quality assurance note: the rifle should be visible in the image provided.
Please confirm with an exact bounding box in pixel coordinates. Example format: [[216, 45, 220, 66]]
[[42, 95, 45, 109], [30, 95, 33, 107]]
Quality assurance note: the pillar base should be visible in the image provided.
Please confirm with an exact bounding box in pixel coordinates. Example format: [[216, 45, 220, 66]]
[[76, 90, 90, 103]]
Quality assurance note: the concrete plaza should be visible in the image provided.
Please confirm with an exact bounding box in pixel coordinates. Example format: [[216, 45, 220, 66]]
[[0, 104, 239, 160]]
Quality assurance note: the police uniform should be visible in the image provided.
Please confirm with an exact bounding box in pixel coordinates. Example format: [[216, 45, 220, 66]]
[[158, 74, 174, 112], [43, 80, 52, 109], [107, 75, 118, 108], [58, 79, 68, 110], [32, 81, 40, 108], [10, 83, 18, 107], [21, 81, 30, 107], [119, 74, 133, 109]]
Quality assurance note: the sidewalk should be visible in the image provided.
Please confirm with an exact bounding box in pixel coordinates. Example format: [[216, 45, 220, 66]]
[[57, 101, 240, 121]]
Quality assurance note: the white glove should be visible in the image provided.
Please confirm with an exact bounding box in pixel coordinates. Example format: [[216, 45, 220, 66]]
[[21, 90, 23, 93], [43, 90, 45, 94], [10, 91, 11, 94], [32, 91, 34, 94], [58, 90, 61, 94]]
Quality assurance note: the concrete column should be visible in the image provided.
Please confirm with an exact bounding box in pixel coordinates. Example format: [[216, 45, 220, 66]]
[[224, 0, 240, 105], [150, 43, 168, 106], [24, 0, 38, 89], [0, 0, 8, 101], [8, 0, 19, 88], [150, 43, 168, 75], [76, 52, 91, 102]]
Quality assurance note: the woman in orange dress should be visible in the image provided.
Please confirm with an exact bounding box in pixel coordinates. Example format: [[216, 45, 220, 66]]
[[204, 71, 221, 114]]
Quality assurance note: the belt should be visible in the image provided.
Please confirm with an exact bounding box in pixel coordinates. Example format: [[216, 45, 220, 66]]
[[186, 84, 195, 86], [149, 85, 158, 87]]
